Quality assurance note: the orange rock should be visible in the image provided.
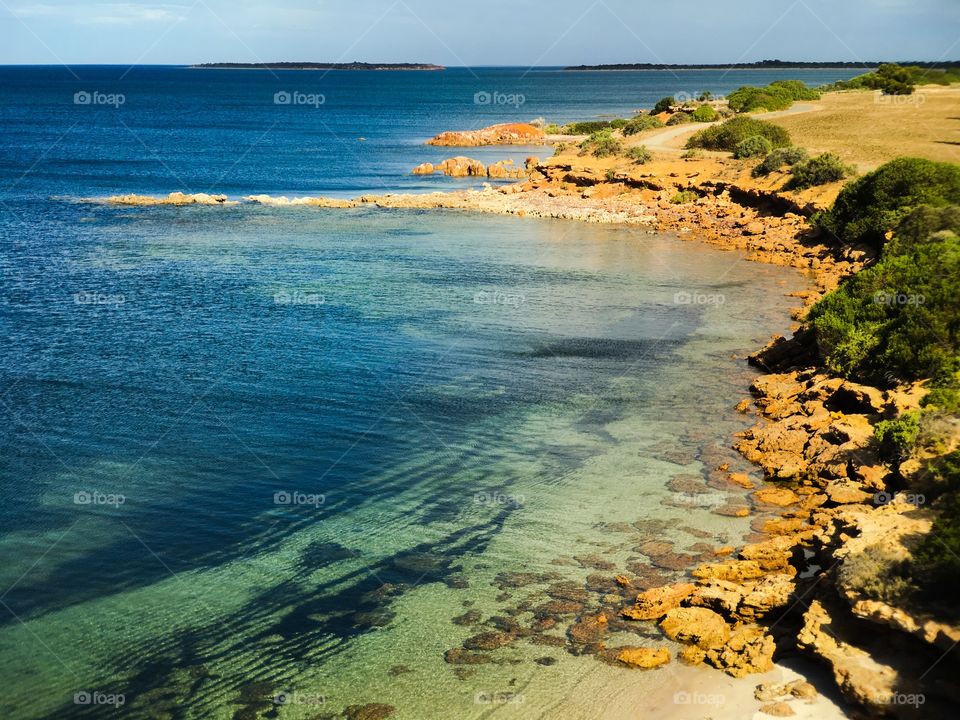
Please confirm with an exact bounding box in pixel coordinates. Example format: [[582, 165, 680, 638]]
[[616, 646, 671, 669], [752, 487, 800, 507], [427, 123, 545, 147], [621, 583, 696, 621]]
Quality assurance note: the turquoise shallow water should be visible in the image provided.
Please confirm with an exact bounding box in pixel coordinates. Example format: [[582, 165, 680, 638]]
[[0, 201, 808, 718]]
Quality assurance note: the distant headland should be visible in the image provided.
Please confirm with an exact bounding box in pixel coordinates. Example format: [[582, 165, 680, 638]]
[[563, 59, 960, 71], [192, 62, 445, 71]]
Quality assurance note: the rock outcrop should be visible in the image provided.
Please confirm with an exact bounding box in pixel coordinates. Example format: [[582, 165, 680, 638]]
[[426, 123, 546, 146]]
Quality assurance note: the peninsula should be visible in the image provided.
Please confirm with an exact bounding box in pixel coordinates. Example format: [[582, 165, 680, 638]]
[[192, 62, 445, 71]]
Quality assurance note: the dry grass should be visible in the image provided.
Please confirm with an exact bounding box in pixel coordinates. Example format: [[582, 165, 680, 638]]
[[771, 87, 960, 171]]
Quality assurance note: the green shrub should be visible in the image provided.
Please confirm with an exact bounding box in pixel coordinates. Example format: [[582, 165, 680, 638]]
[[886, 204, 960, 256], [565, 120, 621, 134], [807, 228, 960, 383], [543, 123, 563, 135], [727, 80, 820, 113], [697, 91, 714, 101], [691, 104, 719, 122], [865, 64, 916, 95], [733, 135, 773, 159], [787, 153, 854, 189], [844, 544, 914, 604], [666, 112, 694, 126], [609, 118, 628, 129], [680, 149, 704, 159], [816, 158, 960, 251], [670, 190, 698, 204], [686, 116, 790, 152], [752, 146, 809, 177], [625, 145, 652, 164], [580, 129, 622, 158], [622, 114, 664, 135], [875, 411, 922, 458], [553, 142, 567, 156], [653, 96, 675, 114]]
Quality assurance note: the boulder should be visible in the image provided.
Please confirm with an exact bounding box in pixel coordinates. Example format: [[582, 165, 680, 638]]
[[660, 607, 731, 649], [412, 162, 436, 175], [692, 559, 766, 583], [752, 487, 800, 507], [705, 625, 776, 677], [437, 156, 487, 177], [621, 583, 696, 621]]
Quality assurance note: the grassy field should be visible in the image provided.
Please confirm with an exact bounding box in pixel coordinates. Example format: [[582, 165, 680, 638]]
[[772, 86, 960, 170]]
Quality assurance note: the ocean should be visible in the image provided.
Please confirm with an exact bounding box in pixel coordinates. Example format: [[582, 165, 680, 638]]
[[0, 66, 859, 719]]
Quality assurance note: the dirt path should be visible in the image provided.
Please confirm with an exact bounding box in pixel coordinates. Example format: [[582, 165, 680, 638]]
[[642, 103, 823, 152]]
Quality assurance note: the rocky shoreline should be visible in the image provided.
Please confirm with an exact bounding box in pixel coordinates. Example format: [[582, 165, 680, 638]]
[[96, 120, 958, 717]]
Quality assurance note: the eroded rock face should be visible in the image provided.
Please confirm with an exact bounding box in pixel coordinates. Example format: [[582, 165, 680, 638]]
[[438, 156, 487, 177], [797, 599, 899, 712], [660, 607, 731, 649], [427, 123, 546, 147]]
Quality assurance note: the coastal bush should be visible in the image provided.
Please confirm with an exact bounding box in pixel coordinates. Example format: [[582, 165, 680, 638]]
[[666, 113, 694, 126], [580, 129, 622, 158], [622, 115, 664, 135], [816, 158, 960, 251], [807, 228, 960, 384], [752, 146, 809, 177], [680, 149, 704, 160], [670, 190, 698, 204], [553, 142, 568, 156], [844, 544, 914, 603], [687, 116, 791, 152], [733, 135, 774, 159], [786, 153, 854, 189], [667, 111, 693, 127], [544, 123, 564, 135], [691, 104, 719, 123], [697, 91, 714, 101], [609, 118, 628, 129], [565, 120, 618, 135], [727, 80, 820, 113], [875, 411, 922, 459], [886, 204, 960, 256], [625, 145, 652, 164], [653, 96, 675, 114]]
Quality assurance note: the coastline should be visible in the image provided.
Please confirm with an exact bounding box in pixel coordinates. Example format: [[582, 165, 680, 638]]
[[90, 86, 960, 718]]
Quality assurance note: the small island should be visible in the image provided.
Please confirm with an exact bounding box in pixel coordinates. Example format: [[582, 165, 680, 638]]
[[192, 62, 445, 71]]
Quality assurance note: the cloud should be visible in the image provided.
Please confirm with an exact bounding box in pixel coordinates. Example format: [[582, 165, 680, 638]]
[[12, 3, 188, 25]]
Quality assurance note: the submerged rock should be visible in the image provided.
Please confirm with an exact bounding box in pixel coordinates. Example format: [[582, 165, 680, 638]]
[[616, 646, 671, 669]]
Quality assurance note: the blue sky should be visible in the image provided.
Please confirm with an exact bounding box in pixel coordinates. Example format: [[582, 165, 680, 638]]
[[1, 0, 957, 65]]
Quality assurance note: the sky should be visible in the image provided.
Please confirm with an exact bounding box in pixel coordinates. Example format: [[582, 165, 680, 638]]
[[0, 0, 958, 66]]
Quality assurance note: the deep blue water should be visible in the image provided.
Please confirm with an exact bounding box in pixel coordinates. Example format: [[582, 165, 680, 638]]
[[0, 66, 848, 719], [0, 65, 862, 198]]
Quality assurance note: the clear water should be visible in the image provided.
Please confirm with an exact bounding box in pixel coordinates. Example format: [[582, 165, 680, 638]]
[[0, 66, 833, 719]]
